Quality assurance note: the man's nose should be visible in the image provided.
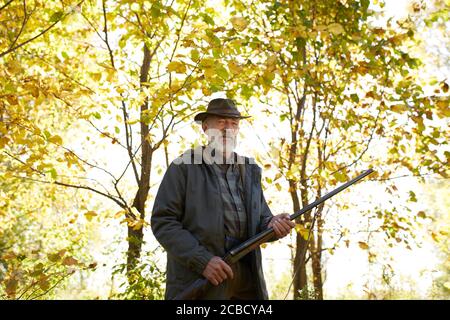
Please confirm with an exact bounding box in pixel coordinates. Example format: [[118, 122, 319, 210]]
[[223, 122, 233, 129], [222, 128, 235, 136]]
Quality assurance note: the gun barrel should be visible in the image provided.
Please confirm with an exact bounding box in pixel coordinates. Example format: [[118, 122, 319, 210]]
[[228, 169, 374, 263]]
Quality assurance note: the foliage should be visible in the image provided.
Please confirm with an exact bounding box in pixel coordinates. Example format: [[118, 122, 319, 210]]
[[0, 0, 448, 299], [110, 246, 165, 300], [0, 178, 96, 299]]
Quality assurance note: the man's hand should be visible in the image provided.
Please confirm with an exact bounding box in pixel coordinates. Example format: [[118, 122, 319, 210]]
[[202, 256, 234, 286], [268, 213, 296, 239]]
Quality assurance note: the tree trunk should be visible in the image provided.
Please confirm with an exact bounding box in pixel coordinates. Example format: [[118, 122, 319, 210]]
[[126, 225, 143, 276], [293, 232, 309, 299], [290, 180, 309, 300], [126, 42, 152, 282], [310, 205, 324, 300]]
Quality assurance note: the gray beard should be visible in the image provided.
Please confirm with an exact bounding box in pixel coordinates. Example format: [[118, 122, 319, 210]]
[[207, 136, 237, 162]]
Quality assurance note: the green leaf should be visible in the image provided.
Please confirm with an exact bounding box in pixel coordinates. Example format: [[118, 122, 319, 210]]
[[190, 49, 200, 62], [201, 13, 215, 25], [49, 168, 57, 180], [49, 11, 64, 23], [408, 191, 417, 202], [215, 64, 229, 80], [43, 130, 51, 139], [48, 253, 61, 262], [350, 93, 359, 103], [150, 4, 161, 18], [30, 263, 44, 277], [230, 17, 249, 32], [93, 112, 101, 119]]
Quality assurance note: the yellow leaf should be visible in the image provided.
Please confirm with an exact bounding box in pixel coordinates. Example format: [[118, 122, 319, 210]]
[[84, 211, 97, 222], [390, 104, 408, 113], [230, 16, 249, 32], [126, 119, 140, 125], [266, 55, 277, 67], [114, 210, 126, 219], [24, 83, 40, 98], [203, 67, 216, 80], [91, 73, 102, 82], [132, 219, 144, 230], [334, 171, 348, 182], [202, 87, 212, 96], [295, 224, 310, 240], [324, 161, 337, 171], [0, 137, 10, 148], [417, 211, 426, 219], [431, 232, 439, 242], [358, 241, 369, 250], [6, 94, 18, 105], [275, 183, 282, 192], [436, 99, 449, 118], [167, 61, 186, 73], [227, 60, 243, 75], [48, 135, 63, 145], [328, 23, 345, 35]]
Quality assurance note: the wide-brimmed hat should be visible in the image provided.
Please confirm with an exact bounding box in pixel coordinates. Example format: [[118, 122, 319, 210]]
[[194, 98, 251, 122]]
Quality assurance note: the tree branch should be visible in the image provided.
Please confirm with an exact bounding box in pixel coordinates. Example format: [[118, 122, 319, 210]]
[[0, 0, 86, 58], [0, 0, 15, 12]]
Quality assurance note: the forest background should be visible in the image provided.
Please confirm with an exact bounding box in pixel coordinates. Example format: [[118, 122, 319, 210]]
[[0, 0, 448, 299]]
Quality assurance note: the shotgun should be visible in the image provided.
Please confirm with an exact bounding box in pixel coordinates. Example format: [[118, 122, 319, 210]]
[[173, 168, 374, 300]]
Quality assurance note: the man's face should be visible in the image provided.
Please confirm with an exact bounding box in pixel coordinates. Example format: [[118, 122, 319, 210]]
[[202, 116, 240, 154]]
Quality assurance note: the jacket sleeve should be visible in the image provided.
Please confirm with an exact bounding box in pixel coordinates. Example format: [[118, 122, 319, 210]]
[[256, 166, 275, 236], [259, 190, 274, 233], [151, 161, 214, 275]]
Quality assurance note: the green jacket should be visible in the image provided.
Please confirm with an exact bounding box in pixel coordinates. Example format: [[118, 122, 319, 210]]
[[151, 147, 274, 299]]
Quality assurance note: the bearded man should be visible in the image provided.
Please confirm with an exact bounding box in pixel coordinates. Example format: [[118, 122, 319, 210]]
[[151, 98, 295, 300]]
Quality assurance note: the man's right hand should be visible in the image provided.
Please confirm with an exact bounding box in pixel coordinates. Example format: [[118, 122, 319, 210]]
[[202, 256, 234, 286]]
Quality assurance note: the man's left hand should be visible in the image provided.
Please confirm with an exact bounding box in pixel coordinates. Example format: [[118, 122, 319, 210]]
[[268, 213, 296, 239]]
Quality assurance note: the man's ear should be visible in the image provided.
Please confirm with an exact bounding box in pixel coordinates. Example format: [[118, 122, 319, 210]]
[[202, 121, 207, 132]]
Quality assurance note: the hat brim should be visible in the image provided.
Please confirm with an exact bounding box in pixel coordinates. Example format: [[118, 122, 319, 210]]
[[194, 112, 251, 122]]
